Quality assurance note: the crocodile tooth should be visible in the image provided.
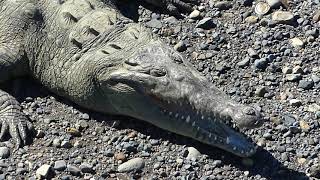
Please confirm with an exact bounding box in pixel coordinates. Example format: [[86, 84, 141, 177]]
[[192, 121, 196, 127], [201, 115, 204, 120], [208, 133, 212, 138], [233, 146, 237, 151], [169, 112, 173, 116], [181, 116, 184, 120], [226, 137, 230, 144], [175, 113, 179, 118], [185, 115, 190, 123]]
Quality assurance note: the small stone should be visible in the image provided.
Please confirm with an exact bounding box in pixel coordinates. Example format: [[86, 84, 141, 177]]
[[36, 164, 54, 178], [66, 128, 81, 137], [272, 11, 294, 24], [286, 74, 302, 82], [35, 130, 45, 138], [254, 58, 268, 69], [186, 147, 201, 161], [266, 0, 282, 8], [289, 99, 302, 107], [308, 104, 320, 112], [313, 11, 320, 22], [146, 19, 162, 29], [298, 79, 314, 90], [299, 120, 310, 132], [282, 66, 292, 74], [115, 152, 126, 161], [255, 2, 270, 15], [196, 17, 215, 29], [247, 48, 258, 58], [237, 57, 250, 67], [245, 16, 259, 24], [255, 86, 267, 97], [79, 163, 94, 173], [54, 160, 67, 171], [52, 138, 61, 147], [67, 165, 81, 176], [189, 10, 201, 19], [174, 41, 187, 52], [117, 158, 145, 173], [61, 140, 72, 149], [292, 66, 303, 74], [0, 147, 10, 159], [215, 1, 232, 10], [290, 38, 305, 48], [297, 158, 307, 165]]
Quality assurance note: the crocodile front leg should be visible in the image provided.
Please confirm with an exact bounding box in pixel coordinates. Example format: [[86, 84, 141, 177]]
[[0, 0, 36, 148], [0, 89, 33, 148]]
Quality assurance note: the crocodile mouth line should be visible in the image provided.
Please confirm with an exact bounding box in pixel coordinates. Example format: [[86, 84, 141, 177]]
[[156, 99, 256, 157]]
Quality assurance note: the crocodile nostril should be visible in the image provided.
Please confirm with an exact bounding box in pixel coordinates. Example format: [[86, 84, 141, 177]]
[[150, 68, 166, 77], [125, 59, 139, 66]]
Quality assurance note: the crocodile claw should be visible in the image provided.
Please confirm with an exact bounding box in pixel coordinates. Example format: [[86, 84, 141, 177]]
[[0, 115, 33, 150], [0, 90, 34, 149]]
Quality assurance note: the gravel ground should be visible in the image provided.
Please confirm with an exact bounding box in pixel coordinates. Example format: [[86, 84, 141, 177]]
[[1, 0, 320, 179]]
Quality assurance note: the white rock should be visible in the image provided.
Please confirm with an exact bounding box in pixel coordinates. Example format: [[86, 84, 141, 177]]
[[117, 158, 145, 173], [186, 147, 201, 160], [189, 10, 201, 19], [36, 164, 53, 178], [290, 38, 305, 48], [272, 11, 294, 23], [0, 147, 10, 159]]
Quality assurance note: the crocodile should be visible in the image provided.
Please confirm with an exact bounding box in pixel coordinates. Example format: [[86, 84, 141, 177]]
[[0, 0, 263, 157]]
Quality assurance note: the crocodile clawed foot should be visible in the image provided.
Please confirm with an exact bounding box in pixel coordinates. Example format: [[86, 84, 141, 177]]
[[0, 90, 34, 150], [0, 115, 34, 150]]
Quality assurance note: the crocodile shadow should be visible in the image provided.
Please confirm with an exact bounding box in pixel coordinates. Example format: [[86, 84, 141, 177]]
[[4, 78, 308, 180]]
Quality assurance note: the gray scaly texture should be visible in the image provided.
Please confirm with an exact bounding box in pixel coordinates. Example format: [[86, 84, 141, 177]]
[[0, 0, 263, 157]]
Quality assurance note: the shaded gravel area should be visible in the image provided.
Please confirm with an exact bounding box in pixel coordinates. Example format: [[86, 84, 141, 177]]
[[1, 0, 320, 179]]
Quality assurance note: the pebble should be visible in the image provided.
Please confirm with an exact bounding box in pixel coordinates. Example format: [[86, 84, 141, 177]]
[[255, 86, 267, 97], [298, 79, 314, 90], [67, 165, 81, 176], [214, 1, 232, 10], [146, 19, 162, 29], [54, 160, 67, 171], [245, 16, 259, 24], [289, 99, 302, 107], [237, 56, 250, 67], [286, 74, 302, 81], [174, 41, 187, 52], [255, 2, 270, 15], [266, 0, 282, 8], [196, 18, 215, 29], [272, 11, 294, 24], [290, 38, 305, 48], [52, 138, 61, 147], [79, 163, 94, 173], [117, 158, 145, 173], [313, 10, 320, 22], [189, 10, 201, 19], [186, 147, 201, 160], [36, 164, 53, 178], [247, 48, 258, 58], [254, 58, 268, 69], [0, 147, 10, 159]]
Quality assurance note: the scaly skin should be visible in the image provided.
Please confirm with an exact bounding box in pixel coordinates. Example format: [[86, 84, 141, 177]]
[[0, 0, 263, 157]]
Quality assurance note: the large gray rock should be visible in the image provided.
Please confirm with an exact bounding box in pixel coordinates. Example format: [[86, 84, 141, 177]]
[[117, 158, 145, 173]]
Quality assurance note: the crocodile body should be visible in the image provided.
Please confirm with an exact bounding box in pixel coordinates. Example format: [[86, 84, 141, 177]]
[[0, 0, 263, 157]]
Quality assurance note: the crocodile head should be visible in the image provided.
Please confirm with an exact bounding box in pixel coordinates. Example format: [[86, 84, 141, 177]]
[[97, 41, 263, 157]]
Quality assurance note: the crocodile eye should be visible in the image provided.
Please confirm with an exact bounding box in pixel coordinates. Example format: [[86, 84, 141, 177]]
[[150, 68, 166, 77]]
